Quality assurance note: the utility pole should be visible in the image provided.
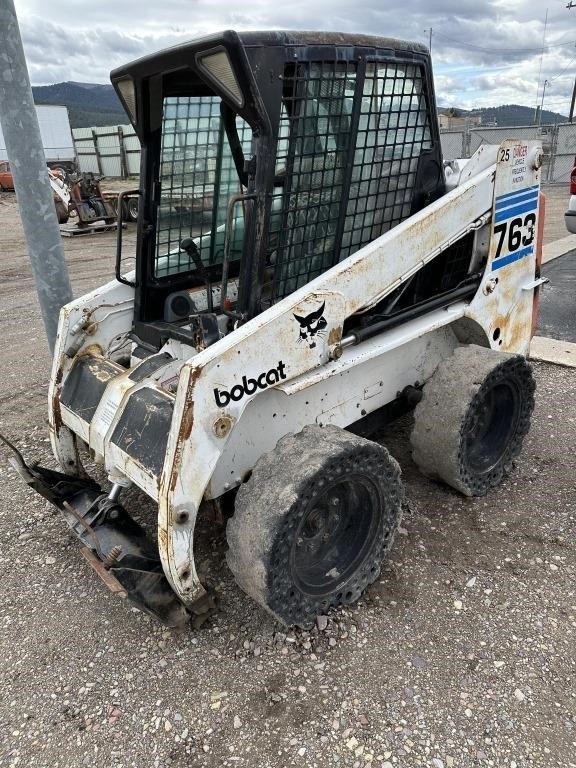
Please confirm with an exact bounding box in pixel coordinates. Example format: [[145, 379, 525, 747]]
[[534, 8, 549, 123], [424, 27, 432, 54], [537, 79, 549, 126], [568, 3, 576, 119], [0, 0, 72, 351]]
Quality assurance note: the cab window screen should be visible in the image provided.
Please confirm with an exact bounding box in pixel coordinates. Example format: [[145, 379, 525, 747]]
[[154, 96, 251, 279], [268, 62, 357, 302], [268, 60, 433, 303], [341, 62, 433, 258]]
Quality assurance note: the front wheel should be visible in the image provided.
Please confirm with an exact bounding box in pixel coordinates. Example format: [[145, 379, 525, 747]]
[[226, 424, 403, 627], [411, 345, 535, 496]]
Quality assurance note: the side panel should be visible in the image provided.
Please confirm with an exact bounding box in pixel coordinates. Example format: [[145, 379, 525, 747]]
[[156, 162, 499, 606], [208, 324, 458, 497], [464, 140, 543, 355]]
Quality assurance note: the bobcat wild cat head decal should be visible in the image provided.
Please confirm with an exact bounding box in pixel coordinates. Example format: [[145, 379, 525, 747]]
[[293, 302, 327, 349]]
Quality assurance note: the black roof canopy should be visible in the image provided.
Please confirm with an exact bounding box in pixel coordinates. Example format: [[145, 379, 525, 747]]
[[111, 29, 428, 81], [110, 29, 431, 136]]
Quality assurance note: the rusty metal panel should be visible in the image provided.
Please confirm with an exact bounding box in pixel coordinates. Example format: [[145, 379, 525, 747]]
[[110, 388, 173, 477]]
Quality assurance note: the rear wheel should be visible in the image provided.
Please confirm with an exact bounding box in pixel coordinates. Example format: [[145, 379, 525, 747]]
[[226, 424, 403, 627], [54, 199, 69, 224], [122, 196, 139, 222], [410, 345, 535, 496]]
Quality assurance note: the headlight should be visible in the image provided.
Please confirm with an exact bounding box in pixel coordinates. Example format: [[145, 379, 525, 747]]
[[116, 77, 137, 122], [196, 47, 244, 109]]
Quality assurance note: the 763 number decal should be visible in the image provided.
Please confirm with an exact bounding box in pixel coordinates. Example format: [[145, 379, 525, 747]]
[[493, 212, 536, 258]]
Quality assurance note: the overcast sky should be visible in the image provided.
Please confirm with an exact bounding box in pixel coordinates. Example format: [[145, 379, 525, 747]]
[[15, 0, 576, 114]]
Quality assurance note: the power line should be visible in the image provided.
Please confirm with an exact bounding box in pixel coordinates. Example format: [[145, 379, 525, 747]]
[[432, 29, 576, 54], [549, 54, 576, 81]]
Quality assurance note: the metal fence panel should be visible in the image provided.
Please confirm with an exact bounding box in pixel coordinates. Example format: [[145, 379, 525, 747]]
[[439, 130, 465, 160], [123, 128, 141, 175], [439, 123, 574, 184], [72, 124, 141, 178], [470, 124, 555, 182], [550, 123, 576, 184], [72, 127, 100, 174], [467, 125, 541, 155], [95, 127, 122, 178], [73, 119, 575, 184]]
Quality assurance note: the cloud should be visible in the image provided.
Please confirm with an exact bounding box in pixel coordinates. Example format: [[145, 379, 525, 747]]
[[13, 0, 576, 114]]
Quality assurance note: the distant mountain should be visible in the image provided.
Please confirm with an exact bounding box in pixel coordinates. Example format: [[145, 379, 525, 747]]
[[34, 82, 570, 130], [32, 81, 126, 128], [440, 104, 568, 127]]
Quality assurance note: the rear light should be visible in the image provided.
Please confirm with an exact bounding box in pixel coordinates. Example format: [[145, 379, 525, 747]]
[[570, 163, 576, 195]]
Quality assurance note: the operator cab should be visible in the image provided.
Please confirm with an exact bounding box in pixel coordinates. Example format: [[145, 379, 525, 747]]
[[112, 31, 445, 351]]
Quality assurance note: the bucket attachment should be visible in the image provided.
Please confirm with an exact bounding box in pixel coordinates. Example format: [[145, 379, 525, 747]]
[[0, 434, 200, 628]]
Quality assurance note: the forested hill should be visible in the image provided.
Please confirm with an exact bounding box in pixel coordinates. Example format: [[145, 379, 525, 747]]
[[32, 81, 125, 127], [32, 82, 570, 129]]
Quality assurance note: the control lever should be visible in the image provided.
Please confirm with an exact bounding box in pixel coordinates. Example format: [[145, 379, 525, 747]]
[[180, 238, 213, 312]]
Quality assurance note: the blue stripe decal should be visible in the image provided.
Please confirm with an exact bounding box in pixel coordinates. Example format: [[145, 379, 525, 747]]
[[495, 184, 539, 203], [495, 189, 539, 211], [494, 200, 537, 223], [491, 245, 534, 271]]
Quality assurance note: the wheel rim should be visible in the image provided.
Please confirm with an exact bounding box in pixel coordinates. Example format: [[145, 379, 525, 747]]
[[465, 380, 520, 474], [290, 474, 381, 598]]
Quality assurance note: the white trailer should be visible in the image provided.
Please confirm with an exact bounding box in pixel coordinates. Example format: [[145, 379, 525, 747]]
[[0, 104, 75, 167]]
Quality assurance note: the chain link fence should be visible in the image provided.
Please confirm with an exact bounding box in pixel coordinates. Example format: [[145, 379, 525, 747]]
[[440, 122, 576, 185]]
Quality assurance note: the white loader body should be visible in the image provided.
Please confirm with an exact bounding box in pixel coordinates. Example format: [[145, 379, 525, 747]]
[[48, 139, 544, 612]]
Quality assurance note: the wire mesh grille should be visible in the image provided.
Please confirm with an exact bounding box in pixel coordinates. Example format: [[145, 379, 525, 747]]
[[268, 60, 433, 303], [155, 96, 251, 279], [341, 62, 433, 259], [436, 234, 474, 291], [368, 231, 476, 319], [268, 61, 357, 302]]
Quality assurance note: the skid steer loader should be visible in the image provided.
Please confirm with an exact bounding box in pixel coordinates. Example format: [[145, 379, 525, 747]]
[[6, 31, 546, 629]]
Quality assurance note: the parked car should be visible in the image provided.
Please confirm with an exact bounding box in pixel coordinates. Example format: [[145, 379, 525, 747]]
[[565, 156, 576, 234], [0, 160, 14, 190]]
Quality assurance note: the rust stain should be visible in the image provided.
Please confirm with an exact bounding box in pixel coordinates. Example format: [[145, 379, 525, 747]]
[[88, 364, 114, 382], [77, 343, 105, 359], [328, 326, 342, 346], [52, 365, 64, 435], [503, 302, 530, 353], [157, 525, 168, 552], [168, 366, 201, 493]]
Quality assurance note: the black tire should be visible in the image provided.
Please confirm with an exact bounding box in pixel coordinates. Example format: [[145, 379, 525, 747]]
[[54, 199, 69, 224], [122, 196, 139, 222], [226, 424, 403, 627], [411, 345, 535, 497]]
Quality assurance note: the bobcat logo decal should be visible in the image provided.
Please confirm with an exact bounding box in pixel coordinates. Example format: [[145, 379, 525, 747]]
[[293, 302, 327, 349]]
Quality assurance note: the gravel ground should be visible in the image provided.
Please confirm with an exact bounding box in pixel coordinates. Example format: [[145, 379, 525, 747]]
[[0, 191, 575, 768]]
